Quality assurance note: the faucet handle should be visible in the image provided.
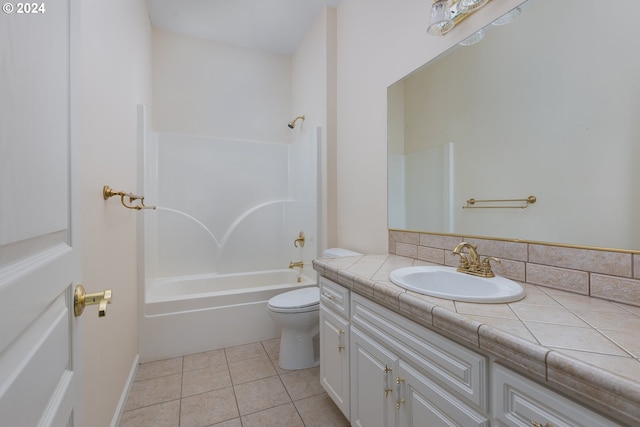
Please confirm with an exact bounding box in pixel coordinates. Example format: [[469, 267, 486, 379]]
[[453, 253, 470, 271], [479, 257, 501, 277]]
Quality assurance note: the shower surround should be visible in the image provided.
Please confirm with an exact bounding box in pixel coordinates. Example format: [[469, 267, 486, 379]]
[[139, 127, 320, 361]]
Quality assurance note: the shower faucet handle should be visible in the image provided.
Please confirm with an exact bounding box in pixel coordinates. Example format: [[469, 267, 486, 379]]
[[294, 231, 305, 248]]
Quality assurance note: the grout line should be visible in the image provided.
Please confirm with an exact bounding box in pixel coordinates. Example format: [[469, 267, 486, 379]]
[[178, 356, 183, 426]]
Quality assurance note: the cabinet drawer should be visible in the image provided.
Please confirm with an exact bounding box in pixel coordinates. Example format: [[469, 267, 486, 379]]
[[319, 276, 350, 317], [493, 364, 620, 427], [351, 293, 488, 411], [399, 360, 489, 427]]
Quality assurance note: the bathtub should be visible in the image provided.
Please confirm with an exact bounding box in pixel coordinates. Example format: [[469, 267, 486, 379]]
[[139, 269, 316, 362]]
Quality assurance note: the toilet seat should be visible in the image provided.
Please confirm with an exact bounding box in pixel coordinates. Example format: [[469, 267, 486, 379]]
[[267, 287, 319, 313]]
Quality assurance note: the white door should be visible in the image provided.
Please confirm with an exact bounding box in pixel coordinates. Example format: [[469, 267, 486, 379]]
[[1, 1, 83, 426]]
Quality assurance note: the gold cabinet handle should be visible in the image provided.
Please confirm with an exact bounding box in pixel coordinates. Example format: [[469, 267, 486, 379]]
[[384, 365, 393, 397], [74, 284, 112, 317], [531, 422, 552, 427], [396, 376, 405, 409], [321, 291, 335, 300], [338, 328, 345, 352]]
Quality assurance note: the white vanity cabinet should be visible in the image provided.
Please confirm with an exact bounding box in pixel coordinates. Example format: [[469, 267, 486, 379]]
[[493, 364, 622, 427], [318, 274, 628, 427], [350, 293, 490, 427], [319, 277, 350, 418]]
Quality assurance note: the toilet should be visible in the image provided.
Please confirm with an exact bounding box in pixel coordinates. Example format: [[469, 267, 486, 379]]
[[267, 247, 361, 370]]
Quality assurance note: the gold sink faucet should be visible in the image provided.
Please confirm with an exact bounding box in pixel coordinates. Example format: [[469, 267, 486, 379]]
[[452, 242, 500, 277]]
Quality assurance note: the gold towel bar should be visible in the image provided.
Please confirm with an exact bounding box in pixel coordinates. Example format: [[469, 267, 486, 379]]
[[103, 185, 156, 210], [463, 195, 537, 209]]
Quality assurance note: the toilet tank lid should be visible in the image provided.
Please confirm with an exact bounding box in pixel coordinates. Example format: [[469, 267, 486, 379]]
[[322, 248, 362, 257], [268, 287, 319, 309]]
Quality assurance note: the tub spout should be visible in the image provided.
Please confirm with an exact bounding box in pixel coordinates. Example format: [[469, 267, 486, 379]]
[[289, 261, 304, 269]]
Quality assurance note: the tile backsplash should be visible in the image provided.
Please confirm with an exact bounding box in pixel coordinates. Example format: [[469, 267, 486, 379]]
[[389, 230, 640, 307]]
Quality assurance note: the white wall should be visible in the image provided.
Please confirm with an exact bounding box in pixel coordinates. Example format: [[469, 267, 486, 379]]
[[152, 28, 292, 143], [291, 7, 338, 250], [80, 0, 151, 425], [335, 0, 526, 253]]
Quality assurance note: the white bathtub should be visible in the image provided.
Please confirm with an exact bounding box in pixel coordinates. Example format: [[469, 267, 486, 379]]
[[139, 269, 316, 362]]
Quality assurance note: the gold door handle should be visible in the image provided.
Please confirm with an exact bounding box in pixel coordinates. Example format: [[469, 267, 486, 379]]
[[74, 285, 112, 317]]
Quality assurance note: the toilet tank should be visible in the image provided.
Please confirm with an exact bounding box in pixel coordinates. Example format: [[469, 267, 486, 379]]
[[322, 248, 362, 257]]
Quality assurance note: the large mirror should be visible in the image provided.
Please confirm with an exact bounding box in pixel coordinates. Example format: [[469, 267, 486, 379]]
[[388, 0, 640, 251]]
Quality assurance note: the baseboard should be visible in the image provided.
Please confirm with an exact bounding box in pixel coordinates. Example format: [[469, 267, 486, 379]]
[[110, 354, 140, 427]]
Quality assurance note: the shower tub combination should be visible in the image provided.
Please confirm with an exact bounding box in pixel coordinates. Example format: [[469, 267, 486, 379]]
[[138, 115, 320, 362], [141, 269, 316, 361]]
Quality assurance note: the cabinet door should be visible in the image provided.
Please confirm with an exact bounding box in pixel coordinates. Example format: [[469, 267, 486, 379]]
[[351, 327, 398, 427], [320, 305, 350, 418], [398, 361, 490, 427]]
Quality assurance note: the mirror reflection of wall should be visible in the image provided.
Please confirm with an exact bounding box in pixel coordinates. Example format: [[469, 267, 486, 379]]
[[388, 0, 640, 251]]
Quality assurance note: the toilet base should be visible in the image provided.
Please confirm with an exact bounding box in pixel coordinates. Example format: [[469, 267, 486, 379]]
[[278, 327, 319, 370]]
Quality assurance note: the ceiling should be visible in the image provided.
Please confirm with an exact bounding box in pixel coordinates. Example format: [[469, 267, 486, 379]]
[[146, 0, 343, 55]]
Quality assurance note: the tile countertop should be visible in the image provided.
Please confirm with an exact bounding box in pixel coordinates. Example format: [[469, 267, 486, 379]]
[[312, 254, 640, 426]]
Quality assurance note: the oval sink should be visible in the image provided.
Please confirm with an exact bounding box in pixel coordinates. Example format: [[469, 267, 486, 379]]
[[390, 266, 524, 303]]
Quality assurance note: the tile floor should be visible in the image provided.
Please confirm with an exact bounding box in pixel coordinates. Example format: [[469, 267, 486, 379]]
[[119, 338, 350, 427]]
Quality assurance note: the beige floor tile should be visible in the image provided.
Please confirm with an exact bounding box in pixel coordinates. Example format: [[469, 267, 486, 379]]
[[180, 387, 239, 427], [135, 357, 182, 381], [241, 403, 305, 427], [262, 338, 280, 355], [125, 373, 182, 411], [267, 352, 289, 374], [183, 348, 227, 372], [120, 400, 180, 427], [234, 376, 291, 415], [294, 393, 350, 427], [228, 354, 277, 385], [280, 367, 324, 401], [225, 342, 267, 362], [182, 365, 232, 397], [212, 419, 242, 427]]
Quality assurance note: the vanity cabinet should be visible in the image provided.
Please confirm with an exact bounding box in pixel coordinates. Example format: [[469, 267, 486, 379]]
[[350, 293, 489, 427], [492, 364, 621, 427], [319, 277, 350, 418], [318, 273, 628, 427]]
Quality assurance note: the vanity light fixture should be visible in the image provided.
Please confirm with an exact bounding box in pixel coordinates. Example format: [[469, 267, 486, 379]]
[[491, 6, 521, 25], [457, 0, 489, 13], [459, 28, 485, 45], [427, 0, 491, 36], [427, 0, 455, 35], [457, 5, 522, 46]]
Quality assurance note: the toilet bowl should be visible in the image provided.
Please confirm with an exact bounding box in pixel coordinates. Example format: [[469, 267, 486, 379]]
[[267, 287, 320, 370], [268, 248, 361, 370]]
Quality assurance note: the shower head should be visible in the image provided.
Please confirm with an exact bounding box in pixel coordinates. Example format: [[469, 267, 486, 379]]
[[287, 115, 305, 129]]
